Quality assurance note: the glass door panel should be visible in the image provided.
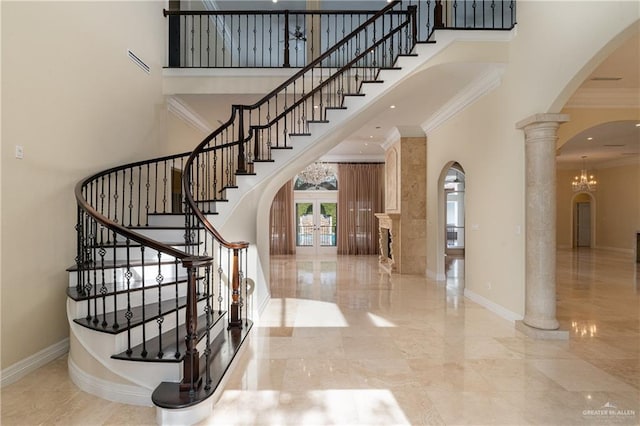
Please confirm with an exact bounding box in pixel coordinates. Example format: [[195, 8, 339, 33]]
[[296, 202, 314, 247], [295, 200, 337, 255]]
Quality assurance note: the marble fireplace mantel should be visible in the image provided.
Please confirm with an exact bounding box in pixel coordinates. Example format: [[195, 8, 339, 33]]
[[375, 213, 401, 273]]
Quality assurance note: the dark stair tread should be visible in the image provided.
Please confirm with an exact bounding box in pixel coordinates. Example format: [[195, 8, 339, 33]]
[[343, 93, 366, 97], [398, 53, 419, 57], [195, 198, 228, 203], [361, 80, 384, 83], [67, 275, 204, 301], [67, 257, 181, 272], [152, 320, 253, 409], [378, 67, 402, 71], [307, 120, 330, 124], [73, 293, 208, 334], [270, 146, 293, 150], [289, 133, 311, 137], [417, 40, 437, 44], [252, 159, 275, 163], [111, 310, 226, 362], [235, 171, 256, 176]]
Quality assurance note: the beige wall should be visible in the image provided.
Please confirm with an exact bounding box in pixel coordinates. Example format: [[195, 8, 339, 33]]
[[1, 1, 167, 369], [558, 163, 640, 251], [425, 2, 639, 316]]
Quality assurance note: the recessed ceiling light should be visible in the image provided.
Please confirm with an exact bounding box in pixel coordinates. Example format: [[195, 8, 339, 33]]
[[587, 137, 593, 140], [369, 135, 373, 138], [635, 123, 640, 127], [390, 105, 396, 109], [313, 105, 318, 109], [272, 0, 278, 3], [364, 142, 369, 146]]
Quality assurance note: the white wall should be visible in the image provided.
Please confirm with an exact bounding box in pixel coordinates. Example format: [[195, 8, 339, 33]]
[[1, 1, 167, 369], [425, 2, 639, 317]]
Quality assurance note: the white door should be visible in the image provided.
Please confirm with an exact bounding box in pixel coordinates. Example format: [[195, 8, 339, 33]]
[[295, 199, 337, 255], [577, 202, 591, 247]]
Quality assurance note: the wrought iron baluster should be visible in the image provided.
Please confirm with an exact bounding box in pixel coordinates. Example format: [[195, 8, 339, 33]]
[[141, 246, 147, 358], [174, 259, 180, 359], [156, 252, 164, 358], [125, 239, 133, 356], [112, 230, 119, 330], [145, 164, 150, 225], [162, 160, 168, 213]]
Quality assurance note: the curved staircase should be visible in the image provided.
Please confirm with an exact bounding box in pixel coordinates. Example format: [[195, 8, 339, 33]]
[[65, 1, 516, 424]]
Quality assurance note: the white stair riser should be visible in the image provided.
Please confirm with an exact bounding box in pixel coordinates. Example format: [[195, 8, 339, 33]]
[[147, 214, 188, 227], [69, 264, 189, 287], [68, 282, 192, 319], [85, 247, 180, 263], [123, 228, 190, 242]]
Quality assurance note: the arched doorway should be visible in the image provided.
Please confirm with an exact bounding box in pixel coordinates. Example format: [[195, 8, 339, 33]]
[[571, 192, 596, 248], [438, 162, 466, 289]]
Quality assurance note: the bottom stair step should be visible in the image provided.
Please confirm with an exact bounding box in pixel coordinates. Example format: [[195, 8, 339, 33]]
[[152, 320, 253, 409], [111, 310, 226, 362]]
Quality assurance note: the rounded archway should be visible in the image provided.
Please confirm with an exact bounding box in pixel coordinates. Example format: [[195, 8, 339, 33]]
[[570, 192, 597, 248], [437, 161, 466, 289]]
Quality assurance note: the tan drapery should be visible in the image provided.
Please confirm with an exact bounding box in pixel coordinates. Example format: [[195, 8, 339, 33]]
[[337, 163, 384, 255], [269, 180, 296, 254]]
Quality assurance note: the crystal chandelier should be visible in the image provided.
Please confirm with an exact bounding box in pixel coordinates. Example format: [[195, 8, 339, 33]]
[[572, 156, 597, 192], [298, 162, 333, 188]]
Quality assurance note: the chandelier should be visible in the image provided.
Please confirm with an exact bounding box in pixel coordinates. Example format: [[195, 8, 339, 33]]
[[572, 156, 597, 192], [298, 162, 333, 188]]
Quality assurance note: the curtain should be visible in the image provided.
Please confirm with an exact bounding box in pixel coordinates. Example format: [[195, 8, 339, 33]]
[[337, 163, 384, 255], [269, 180, 296, 254]]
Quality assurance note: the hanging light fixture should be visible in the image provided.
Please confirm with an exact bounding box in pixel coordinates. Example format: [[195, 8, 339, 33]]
[[572, 156, 597, 192], [298, 162, 334, 189]]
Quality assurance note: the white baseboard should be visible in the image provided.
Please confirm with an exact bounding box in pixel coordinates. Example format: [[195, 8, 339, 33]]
[[464, 289, 523, 323], [68, 357, 153, 407], [1, 338, 70, 387], [595, 245, 634, 254]]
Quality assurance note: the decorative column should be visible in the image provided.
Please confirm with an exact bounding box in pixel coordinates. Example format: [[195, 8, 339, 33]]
[[515, 114, 569, 340]]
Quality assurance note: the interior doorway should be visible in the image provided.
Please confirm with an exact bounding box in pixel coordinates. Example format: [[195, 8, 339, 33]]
[[295, 198, 338, 255], [572, 192, 595, 248], [438, 162, 466, 288]]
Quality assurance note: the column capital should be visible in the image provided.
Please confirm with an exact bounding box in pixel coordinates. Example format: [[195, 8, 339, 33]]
[[516, 113, 570, 130]]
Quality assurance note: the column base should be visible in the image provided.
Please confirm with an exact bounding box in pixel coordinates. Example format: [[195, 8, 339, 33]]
[[515, 320, 569, 340]]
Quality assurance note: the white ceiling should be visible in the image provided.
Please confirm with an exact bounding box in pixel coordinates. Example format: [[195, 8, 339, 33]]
[[556, 31, 639, 169]]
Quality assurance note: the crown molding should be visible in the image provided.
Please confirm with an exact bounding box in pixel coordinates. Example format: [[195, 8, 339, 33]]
[[166, 96, 213, 134], [564, 88, 640, 109], [382, 128, 401, 151], [421, 64, 506, 135], [320, 153, 385, 163]]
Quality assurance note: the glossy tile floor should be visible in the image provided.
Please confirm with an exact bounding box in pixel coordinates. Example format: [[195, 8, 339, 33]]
[[2, 248, 639, 425]]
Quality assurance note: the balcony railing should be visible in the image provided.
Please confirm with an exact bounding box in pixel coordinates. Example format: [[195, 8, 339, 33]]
[[164, 0, 516, 68]]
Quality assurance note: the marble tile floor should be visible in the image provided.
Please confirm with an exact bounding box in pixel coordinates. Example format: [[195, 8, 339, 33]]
[[1, 248, 638, 425]]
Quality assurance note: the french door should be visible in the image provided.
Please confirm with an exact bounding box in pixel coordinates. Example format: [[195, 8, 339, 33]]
[[295, 199, 337, 255]]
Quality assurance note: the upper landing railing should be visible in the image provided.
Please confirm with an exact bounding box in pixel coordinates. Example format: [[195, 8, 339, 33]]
[[164, 0, 516, 68]]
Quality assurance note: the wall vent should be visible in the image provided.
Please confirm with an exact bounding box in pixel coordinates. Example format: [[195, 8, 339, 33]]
[[127, 49, 150, 74]]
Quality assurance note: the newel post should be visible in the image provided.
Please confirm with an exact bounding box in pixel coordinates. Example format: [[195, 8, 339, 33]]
[[180, 256, 211, 392], [237, 107, 246, 173], [228, 248, 243, 328], [283, 10, 291, 68], [434, 1, 444, 29]]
